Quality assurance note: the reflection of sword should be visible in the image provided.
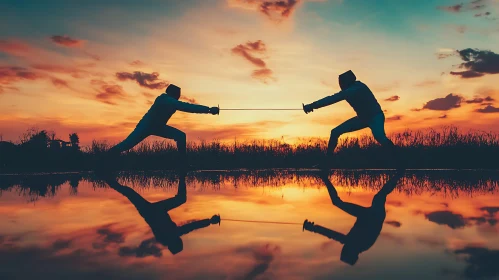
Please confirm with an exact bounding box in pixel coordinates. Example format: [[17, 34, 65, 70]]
[[221, 218, 302, 225]]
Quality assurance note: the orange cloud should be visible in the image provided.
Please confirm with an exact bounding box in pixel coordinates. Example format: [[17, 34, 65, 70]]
[[95, 83, 128, 105], [0, 39, 34, 57], [384, 95, 400, 102], [116, 71, 168, 90], [231, 40, 267, 68]]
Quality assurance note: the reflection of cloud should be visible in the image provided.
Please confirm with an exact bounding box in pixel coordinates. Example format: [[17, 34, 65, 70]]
[[234, 243, 281, 280], [384, 220, 402, 228], [425, 211, 467, 229], [0, 235, 160, 279], [380, 232, 405, 244], [454, 246, 499, 279], [119, 238, 162, 258], [416, 236, 444, 247]]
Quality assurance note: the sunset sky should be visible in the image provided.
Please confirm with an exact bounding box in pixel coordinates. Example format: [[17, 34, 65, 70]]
[[1, 0, 499, 145]]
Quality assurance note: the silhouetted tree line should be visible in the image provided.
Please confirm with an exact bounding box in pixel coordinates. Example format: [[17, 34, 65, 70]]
[[1, 126, 499, 171]]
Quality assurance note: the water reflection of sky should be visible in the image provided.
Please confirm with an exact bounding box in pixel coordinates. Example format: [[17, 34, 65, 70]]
[[0, 170, 498, 280]]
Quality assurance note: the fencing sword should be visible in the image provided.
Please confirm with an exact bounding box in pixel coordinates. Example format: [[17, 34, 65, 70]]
[[211, 215, 305, 227], [215, 104, 308, 114]]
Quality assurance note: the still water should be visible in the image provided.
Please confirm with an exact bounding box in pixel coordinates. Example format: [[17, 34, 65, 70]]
[[0, 170, 498, 280]]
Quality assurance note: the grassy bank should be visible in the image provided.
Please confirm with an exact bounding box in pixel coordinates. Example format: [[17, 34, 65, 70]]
[[1, 127, 498, 171]]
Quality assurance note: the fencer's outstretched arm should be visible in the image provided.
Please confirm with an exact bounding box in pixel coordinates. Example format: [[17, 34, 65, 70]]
[[158, 96, 214, 114], [309, 83, 360, 110], [177, 215, 220, 236], [304, 220, 347, 244]]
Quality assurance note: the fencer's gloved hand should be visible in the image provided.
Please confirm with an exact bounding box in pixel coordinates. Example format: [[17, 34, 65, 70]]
[[303, 103, 314, 114], [210, 214, 221, 224], [209, 107, 220, 115]]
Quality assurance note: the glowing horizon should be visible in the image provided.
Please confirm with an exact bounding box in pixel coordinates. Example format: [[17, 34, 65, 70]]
[[1, 0, 499, 146]]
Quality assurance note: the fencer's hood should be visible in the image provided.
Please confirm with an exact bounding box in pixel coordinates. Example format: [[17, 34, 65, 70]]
[[166, 84, 181, 100], [339, 70, 357, 90]]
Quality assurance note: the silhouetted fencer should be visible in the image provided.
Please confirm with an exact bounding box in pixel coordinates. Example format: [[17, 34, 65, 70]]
[[104, 174, 220, 255], [108, 84, 219, 167], [303, 172, 402, 265], [303, 70, 402, 168]]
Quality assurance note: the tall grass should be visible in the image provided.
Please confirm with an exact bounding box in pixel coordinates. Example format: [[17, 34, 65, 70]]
[[1, 126, 498, 171]]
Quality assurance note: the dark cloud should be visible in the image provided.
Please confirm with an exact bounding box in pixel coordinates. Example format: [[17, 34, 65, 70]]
[[386, 115, 403, 122], [231, 40, 267, 68], [452, 48, 499, 78], [475, 11, 491, 17], [438, 0, 487, 13], [230, 0, 300, 22], [454, 246, 499, 279], [384, 220, 402, 228], [480, 206, 499, 216], [130, 60, 145, 66], [95, 84, 127, 105], [96, 226, 125, 244], [116, 71, 168, 90], [439, 114, 448, 119], [119, 238, 162, 258], [260, 0, 299, 21], [466, 96, 494, 104], [384, 95, 400, 102], [420, 94, 464, 111], [234, 243, 281, 280], [0, 236, 161, 279], [50, 35, 84, 47], [51, 77, 69, 88], [475, 105, 499, 113], [52, 239, 73, 251], [0, 66, 45, 85], [450, 70, 484, 78], [425, 211, 467, 229], [438, 4, 464, 12]]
